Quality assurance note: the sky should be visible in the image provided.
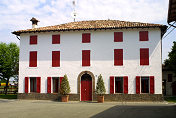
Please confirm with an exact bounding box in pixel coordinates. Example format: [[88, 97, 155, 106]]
[[0, 0, 175, 62]]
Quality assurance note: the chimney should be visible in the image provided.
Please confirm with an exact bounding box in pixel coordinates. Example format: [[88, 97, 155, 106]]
[[30, 17, 39, 28]]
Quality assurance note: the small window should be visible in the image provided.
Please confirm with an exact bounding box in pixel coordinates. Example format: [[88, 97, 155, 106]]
[[115, 77, 123, 93], [30, 77, 36, 92], [168, 74, 172, 82], [82, 33, 90, 43], [114, 49, 123, 66], [139, 31, 148, 41], [30, 35, 37, 44], [52, 35, 60, 44], [29, 51, 37, 67], [114, 32, 123, 42], [52, 77, 59, 93], [52, 51, 60, 67], [82, 50, 90, 66], [141, 77, 149, 93], [140, 48, 149, 65]]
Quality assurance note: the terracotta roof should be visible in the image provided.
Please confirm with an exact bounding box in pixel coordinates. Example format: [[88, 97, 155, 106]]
[[168, 0, 176, 23], [12, 20, 167, 36]]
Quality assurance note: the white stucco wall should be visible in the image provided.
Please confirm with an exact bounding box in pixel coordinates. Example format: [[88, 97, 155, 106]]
[[19, 28, 162, 94]]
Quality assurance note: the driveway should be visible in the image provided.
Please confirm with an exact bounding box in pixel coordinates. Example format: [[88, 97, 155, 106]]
[[0, 99, 176, 118]]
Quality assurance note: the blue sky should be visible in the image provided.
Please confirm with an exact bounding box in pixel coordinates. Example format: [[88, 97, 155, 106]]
[[0, 0, 175, 62]]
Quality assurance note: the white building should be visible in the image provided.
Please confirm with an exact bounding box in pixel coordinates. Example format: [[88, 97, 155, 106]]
[[13, 18, 167, 101]]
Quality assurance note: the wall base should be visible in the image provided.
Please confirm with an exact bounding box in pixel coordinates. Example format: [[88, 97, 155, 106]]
[[18, 93, 163, 102]]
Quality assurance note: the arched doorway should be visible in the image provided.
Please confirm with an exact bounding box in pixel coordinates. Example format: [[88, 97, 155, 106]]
[[77, 71, 95, 101], [81, 73, 92, 101]]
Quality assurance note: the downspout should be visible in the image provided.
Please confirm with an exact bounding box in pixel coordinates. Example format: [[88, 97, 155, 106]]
[[16, 35, 20, 40]]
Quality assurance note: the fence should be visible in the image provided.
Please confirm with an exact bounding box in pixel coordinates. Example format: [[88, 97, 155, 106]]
[[0, 85, 18, 94]]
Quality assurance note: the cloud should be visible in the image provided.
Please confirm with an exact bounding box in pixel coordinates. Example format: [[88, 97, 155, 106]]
[[0, 0, 172, 62]]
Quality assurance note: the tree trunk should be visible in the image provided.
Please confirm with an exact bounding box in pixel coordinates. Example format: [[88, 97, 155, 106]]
[[5, 78, 9, 95]]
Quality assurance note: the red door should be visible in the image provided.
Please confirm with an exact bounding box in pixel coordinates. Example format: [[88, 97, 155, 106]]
[[81, 76, 92, 101]]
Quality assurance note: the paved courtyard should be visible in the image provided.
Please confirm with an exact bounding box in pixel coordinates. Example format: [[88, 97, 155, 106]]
[[0, 99, 176, 118]]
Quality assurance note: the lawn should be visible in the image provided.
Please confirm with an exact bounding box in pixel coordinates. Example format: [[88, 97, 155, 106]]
[[0, 94, 17, 99], [164, 97, 176, 103]]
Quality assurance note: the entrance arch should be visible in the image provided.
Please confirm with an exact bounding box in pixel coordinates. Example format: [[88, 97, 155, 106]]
[[77, 71, 95, 101]]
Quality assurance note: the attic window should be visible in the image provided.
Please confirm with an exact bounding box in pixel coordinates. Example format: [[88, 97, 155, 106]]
[[30, 35, 37, 44], [52, 35, 60, 44], [82, 33, 91, 43], [139, 31, 148, 41]]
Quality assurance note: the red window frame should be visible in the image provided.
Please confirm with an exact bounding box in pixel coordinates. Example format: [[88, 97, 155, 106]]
[[30, 35, 37, 44], [82, 50, 90, 66], [52, 34, 60, 44], [29, 51, 37, 67], [52, 51, 60, 67], [82, 33, 91, 43], [114, 32, 123, 42], [140, 48, 149, 65], [114, 49, 123, 66], [139, 31, 148, 41]]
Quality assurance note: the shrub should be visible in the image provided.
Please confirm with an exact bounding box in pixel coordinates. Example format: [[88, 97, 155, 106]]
[[60, 74, 71, 95], [95, 74, 106, 96]]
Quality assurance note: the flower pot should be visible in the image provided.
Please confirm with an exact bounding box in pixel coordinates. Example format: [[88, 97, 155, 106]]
[[61, 95, 69, 102], [97, 95, 104, 103]]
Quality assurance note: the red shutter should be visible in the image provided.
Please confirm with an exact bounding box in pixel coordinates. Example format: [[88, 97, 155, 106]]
[[52, 35, 60, 44], [150, 76, 154, 94], [29, 51, 37, 67], [136, 76, 140, 94], [52, 51, 60, 67], [140, 48, 149, 65], [47, 77, 51, 93], [82, 50, 90, 66], [30, 35, 37, 44], [36, 77, 41, 93], [60, 77, 64, 88], [25, 77, 29, 93], [124, 76, 128, 94], [114, 49, 123, 66], [82, 33, 90, 43], [110, 76, 114, 94], [114, 32, 123, 42], [139, 31, 148, 41]]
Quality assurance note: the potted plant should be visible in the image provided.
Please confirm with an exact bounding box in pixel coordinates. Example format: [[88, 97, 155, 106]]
[[60, 74, 71, 102], [95, 74, 106, 103]]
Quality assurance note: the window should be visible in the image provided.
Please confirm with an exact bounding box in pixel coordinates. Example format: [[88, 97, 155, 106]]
[[114, 49, 123, 66], [52, 35, 60, 44], [110, 76, 128, 94], [30, 35, 37, 44], [140, 48, 149, 65], [47, 77, 64, 93], [29, 51, 37, 67], [53, 77, 59, 93], [139, 31, 148, 41], [168, 74, 173, 82], [52, 51, 60, 67], [82, 50, 90, 66], [141, 77, 149, 93], [115, 77, 123, 93], [136, 76, 154, 94], [82, 33, 90, 43], [114, 32, 123, 42], [30, 77, 37, 92]]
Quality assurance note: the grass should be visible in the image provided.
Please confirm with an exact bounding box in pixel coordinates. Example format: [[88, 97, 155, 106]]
[[164, 97, 176, 103], [0, 94, 17, 99]]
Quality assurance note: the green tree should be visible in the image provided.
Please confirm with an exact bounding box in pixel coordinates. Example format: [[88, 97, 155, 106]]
[[95, 74, 106, 96], [0, 42, 19, 94], [60, 74, 71, 95], [164, 41, 176, 75]]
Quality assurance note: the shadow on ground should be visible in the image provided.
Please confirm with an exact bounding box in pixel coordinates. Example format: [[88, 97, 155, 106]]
[[91, 105, 176, 118]]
